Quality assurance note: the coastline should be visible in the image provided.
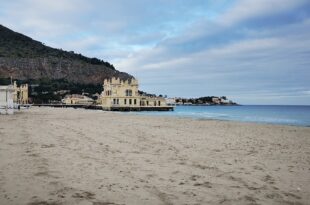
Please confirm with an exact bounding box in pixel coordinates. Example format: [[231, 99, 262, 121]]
[[125, 111, 310, 128], [129, 105, 310, 127], [0, 107, 309, 205]]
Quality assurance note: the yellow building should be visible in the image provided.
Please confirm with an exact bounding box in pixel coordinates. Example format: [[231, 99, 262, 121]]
[[100, 77, 169, 111], [13, 81, 29, 104], [62, 94, 94, 105]]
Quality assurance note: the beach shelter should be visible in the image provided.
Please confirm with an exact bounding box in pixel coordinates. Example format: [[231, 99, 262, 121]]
[[0, 85, 15, 114]]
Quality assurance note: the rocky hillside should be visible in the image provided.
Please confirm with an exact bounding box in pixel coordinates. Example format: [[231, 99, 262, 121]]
[[0, 24, 133, 84]]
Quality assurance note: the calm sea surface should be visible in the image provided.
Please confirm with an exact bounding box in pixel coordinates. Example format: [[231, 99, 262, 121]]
[[132, 105, 310, 127]]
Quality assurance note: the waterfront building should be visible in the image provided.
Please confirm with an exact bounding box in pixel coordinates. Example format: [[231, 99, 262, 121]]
[[100, 77, 170, 111], [62, 94, 94, 105], [165, 98, 176, 106]]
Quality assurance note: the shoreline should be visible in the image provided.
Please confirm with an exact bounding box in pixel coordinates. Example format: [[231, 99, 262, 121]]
[[14, 104, 310, 127], [5, 105, 310, 127], [119, 108, 310, 128], [1, 107, 309, 205], [126, 112, 310, 128]]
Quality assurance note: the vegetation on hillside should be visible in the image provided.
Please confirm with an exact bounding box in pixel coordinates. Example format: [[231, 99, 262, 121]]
[[175, 96, 237, 105], [0, 77, 102, 104]]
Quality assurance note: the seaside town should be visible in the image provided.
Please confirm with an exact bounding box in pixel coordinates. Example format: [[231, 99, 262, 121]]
[[0, 77, 237, 114], [1, 1, 310, 204]]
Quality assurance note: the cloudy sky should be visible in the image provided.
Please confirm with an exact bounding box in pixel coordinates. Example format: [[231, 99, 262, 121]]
[[1, 0, 310, 105]]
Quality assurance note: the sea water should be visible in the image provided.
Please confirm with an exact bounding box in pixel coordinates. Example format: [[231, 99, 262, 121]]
[[134, 105, 310, 127]]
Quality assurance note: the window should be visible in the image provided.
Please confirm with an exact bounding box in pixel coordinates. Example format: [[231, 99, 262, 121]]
[[158, 101, 161, 106], [134, 99, 137, 105], [125, 89, 132, 96], [129, 99, 132, 105], [146, 101, 149, 106], [117, 99, 119, 104], [154, 101, 157, 106], [124, 99, 127, 104], [113, 99, 116, 104]]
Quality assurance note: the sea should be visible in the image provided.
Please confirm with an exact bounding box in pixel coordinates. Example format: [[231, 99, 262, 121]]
[[133, 105, 310, 127]]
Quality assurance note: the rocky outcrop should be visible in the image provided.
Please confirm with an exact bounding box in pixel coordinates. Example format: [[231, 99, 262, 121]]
[[0, 24, 133, 84], [0, 57, 132, 84]]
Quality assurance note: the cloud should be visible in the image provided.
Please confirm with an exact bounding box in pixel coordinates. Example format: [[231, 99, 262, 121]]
[[218, 0, 309, 26], [0, 0, 309, 104]]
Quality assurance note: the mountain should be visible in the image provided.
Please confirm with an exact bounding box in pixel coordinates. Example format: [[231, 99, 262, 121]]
[[0, 24, 133, 84]]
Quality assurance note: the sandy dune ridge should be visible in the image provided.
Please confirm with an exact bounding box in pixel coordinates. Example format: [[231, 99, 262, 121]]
[[0, 107, 309, 205]]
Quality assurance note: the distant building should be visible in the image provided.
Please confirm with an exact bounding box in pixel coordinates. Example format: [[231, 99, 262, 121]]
[[174, 98, 183, 105], [100, 77, 167, 110], [212, 97, 221, 104], [221, 99, 230, 104], [0, 85, 14, 114], [183, 102, 193, 105], [165, 98, 176, 105], [13, 81, 29, 104], [62, 94, 94, 105]]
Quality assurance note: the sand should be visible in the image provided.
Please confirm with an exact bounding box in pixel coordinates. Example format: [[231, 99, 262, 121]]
[[0, 107, 309, 205]]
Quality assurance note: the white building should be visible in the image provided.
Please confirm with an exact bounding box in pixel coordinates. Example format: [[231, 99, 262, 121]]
[[165, 98, 176, 105], [0, 85, 15, 114]]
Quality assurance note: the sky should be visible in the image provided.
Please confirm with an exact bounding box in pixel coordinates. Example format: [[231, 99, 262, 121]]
[[1, 0, 310, 105]]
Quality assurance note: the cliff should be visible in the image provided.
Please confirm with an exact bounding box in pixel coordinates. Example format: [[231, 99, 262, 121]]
[[0, 24, 133, 84]]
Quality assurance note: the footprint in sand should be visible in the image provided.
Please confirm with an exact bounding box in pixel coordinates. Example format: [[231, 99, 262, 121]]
[[72, 191, 96, 200], [193, 181, 213, 188], [262, 174, 275, 184], [41, 144, 55, 148]]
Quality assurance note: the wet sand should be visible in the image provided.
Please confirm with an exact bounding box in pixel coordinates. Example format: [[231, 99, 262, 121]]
[[0, 107, 309, 205]]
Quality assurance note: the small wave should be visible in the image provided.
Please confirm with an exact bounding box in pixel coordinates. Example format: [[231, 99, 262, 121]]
[[126, 105, 310, 126], [243, 116, 299, 124]]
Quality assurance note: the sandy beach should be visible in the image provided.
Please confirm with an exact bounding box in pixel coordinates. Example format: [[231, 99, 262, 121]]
[[0, 107, 309, 205]]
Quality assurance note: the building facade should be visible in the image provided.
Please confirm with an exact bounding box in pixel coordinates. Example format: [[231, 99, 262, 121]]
[[13, 81, 29, 104], [62, 94, 94, 105], [100, 77, 167, 110]]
